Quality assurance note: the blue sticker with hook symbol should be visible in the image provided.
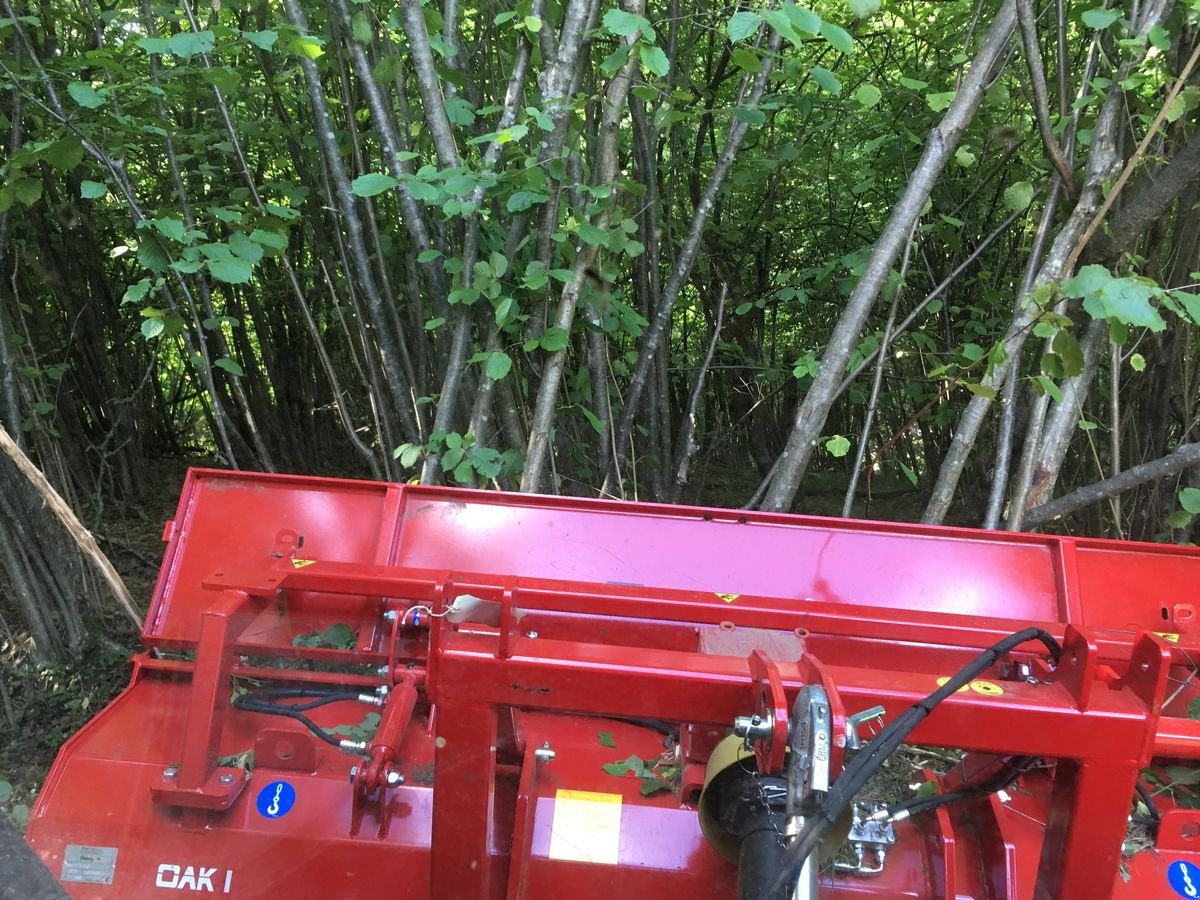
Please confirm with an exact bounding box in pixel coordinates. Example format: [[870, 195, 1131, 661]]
[[1169, 860, 1200, 897], [255, 781, 296, 819]]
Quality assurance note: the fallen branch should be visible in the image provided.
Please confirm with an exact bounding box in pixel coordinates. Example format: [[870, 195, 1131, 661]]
[[0, 425, 142, 630], [1022, 441, 1200, 528]]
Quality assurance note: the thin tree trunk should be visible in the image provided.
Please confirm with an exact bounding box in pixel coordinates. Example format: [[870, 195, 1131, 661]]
[[669, 286, 725, 503], [763, 0, 1017, 513]]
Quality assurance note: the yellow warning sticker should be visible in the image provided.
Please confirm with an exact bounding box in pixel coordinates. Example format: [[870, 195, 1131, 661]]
[[1155, 632, 1181, 644], [936, 677, 1006, 696], [547, 789, 621, 865], [716, 593, 740, 604], [290, 559, 317, 569]]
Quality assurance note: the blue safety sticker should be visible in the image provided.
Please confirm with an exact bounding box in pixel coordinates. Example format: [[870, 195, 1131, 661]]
[[1168, 860, 1200, 897], [255, 780, 296, 819]]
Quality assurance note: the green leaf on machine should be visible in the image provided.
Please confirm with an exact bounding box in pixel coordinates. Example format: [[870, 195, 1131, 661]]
[[1166, 765, 1200, 787], [639, 45, 670, 78], [351, 173, 399, 197], [598, 732, 617, 748], [207, 256, 253, 284], [1081, 7, 1122, 29], [854, 83, 881, 108], [327, 712, 381, 742], [1003, 180, 1034, 211], [68, 81, 106, 108], [1180, 488, 1200, 515], [485, 350, 512, 381], [80, 180, 107, 199], [825, 434, 851, 457], [214, 358, 245, 377], [727, 11, 762, 41], [293, 622, 357, 650], [809, 66, 841, 95], [641, 778, 673, 796]]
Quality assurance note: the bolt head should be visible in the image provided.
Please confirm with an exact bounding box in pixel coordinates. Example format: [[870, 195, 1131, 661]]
[[526, 631, 538, 639], [349, 766, 358, 784], [386, 771, 404, 787], [219, 773, 235, 784], [383, 610, 398, 622], [163, 766, 179, 778]]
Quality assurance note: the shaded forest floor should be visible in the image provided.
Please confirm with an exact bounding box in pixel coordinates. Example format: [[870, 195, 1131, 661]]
[[0, 455, 926, 826]]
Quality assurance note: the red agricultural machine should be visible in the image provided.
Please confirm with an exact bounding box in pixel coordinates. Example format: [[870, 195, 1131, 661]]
[[21, 468, 1200, 898]]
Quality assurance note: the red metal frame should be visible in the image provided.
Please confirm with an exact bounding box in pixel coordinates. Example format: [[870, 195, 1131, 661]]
[[25, 469, 1200, 899]]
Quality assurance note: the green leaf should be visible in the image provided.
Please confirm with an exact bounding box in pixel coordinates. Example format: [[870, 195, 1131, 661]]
[[153, 217, 186, 243], [523, 15, 542, 31], [854, 83, 881, 108], [598, 732, 617, 748], [207, 256, 253, 284], [0, 781, 11, 803], [485, 351, 513, 381], [961, 381, 998, 399], [727, 11, 762, 41], [1053, 330, 1084, 376], [578, 222, 609, 246], [640, 777, 673, 796], [926, 91, 956, 112], [228, 232, 263, 263], [68, 81, 106, 109], [417, 249, 443, 263], [820, 21, 853, 54], [1172, 291, 1200, 326], [1129, 352, 1145, 372], [783, 4, 821, 34], [603, 8, 647, 37], [954, 146, 976, 168], [734, 105, 767, 126], [351, 173, 399, 197], [137, 37, 171, 54], [1034, 375, 1064, 403], [250, 229, 287, 250], [167, 30, 215, 58], [394, 443, 422, 468], [960, 342, 984, 362], [424, 317, 446, 330], [1060, 264, 1112, 298], [1081, 7, 1122, 29], [1180, 488, 1200, 515], [44, 136, 84, 171], [825, 434, 851, 457], [1003, 181, 1035, 212], [243, 30, 278, 50], [809, 66, 842, 95], [898, 76, 928, 90], [122, 279, 152, 305], [639, 45, 670, 78], [1168, 510, 1195, 529], [351, 11, 372, 43], [1084, 278, 1166, 332], [539, 327, 570, 352], [80, 180, 107, 199], [849, 0, 881, 17], [507, 190, 549, 212], [141, 318, 165, 340], [494, 296, 518, 327], [214, 357, 244, 376]]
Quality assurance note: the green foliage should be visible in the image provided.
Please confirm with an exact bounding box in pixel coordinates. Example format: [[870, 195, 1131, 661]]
[[292, 623, 357, 650]]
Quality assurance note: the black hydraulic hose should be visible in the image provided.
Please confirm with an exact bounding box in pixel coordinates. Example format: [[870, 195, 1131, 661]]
[[232, 687, 369, 749], [881, 755, 1039, 821], [768, 627, 1063, 894], [1135, 781, 1161, 822]]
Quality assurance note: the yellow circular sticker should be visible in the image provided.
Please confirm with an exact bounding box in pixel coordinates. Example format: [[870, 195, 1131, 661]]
[[935, 677, 1006, 696], [969, 680, 1005, 697], [935, 677, 970, 694]]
